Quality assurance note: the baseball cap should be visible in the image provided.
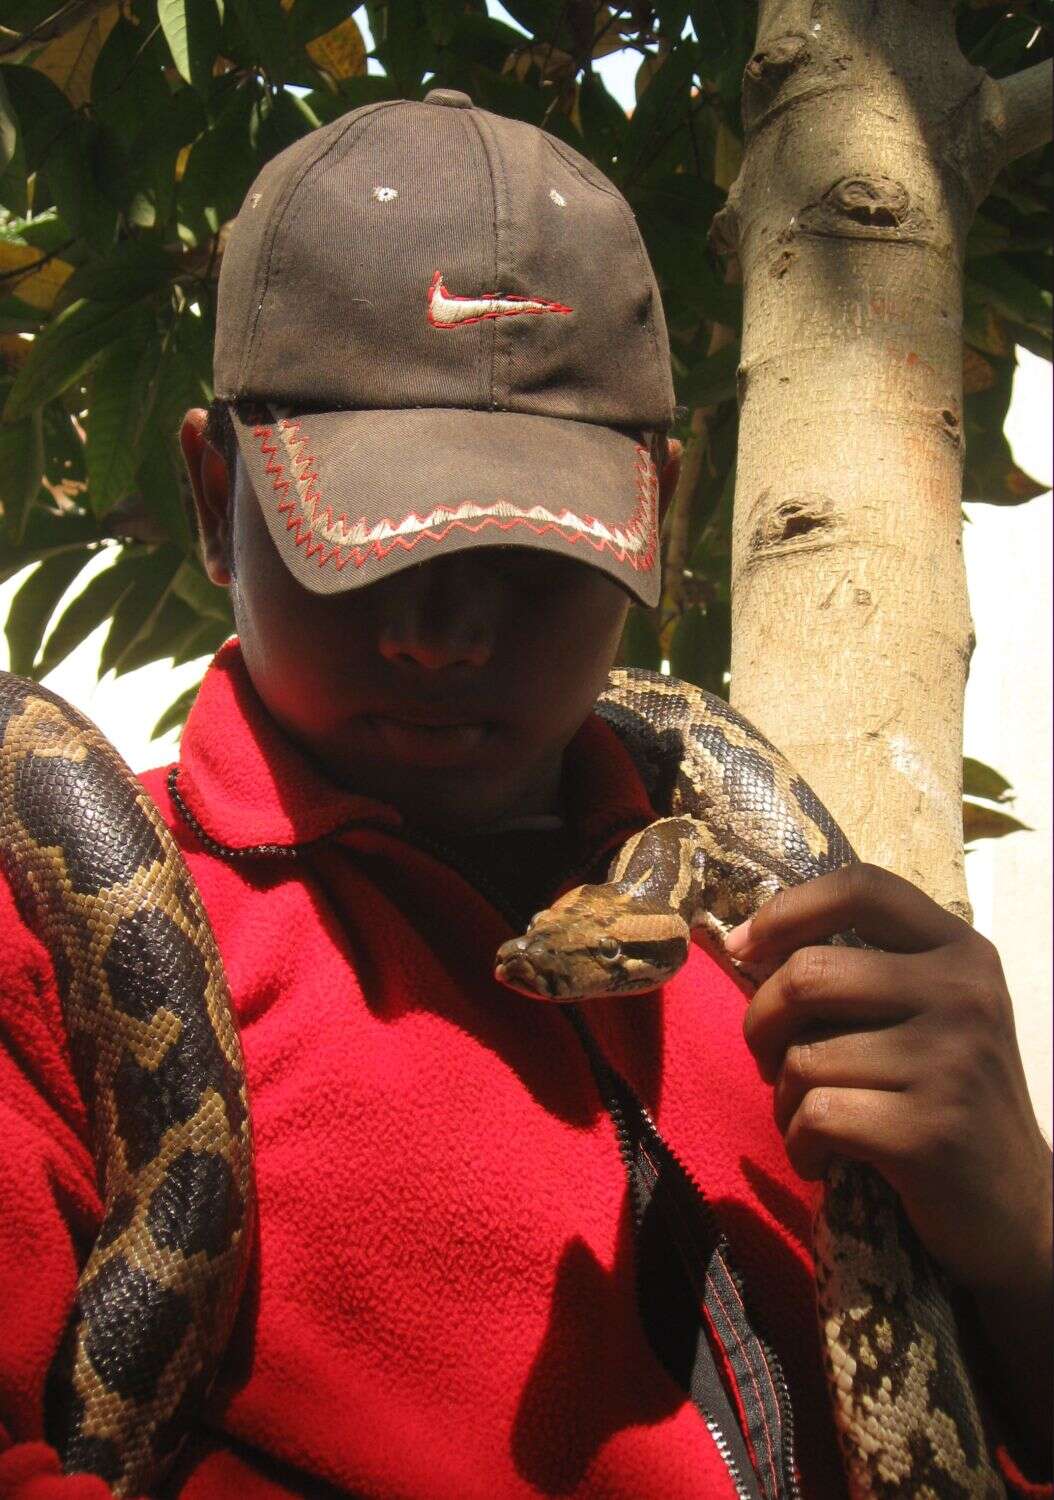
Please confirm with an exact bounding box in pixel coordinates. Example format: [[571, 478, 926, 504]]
[[213, 88, 675, 608]]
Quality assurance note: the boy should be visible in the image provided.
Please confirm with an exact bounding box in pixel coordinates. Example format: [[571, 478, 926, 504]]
[[0, 90, 1049, 1499]]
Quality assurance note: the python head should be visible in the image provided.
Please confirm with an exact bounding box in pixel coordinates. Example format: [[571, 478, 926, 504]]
[[493, 884, 691, 1000]]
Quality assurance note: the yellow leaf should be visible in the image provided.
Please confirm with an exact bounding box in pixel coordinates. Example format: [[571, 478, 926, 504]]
[[306, 17, 366, 80], [0, 333, 33, 372], [0, 242, 75, 311], [504, 43, 575, 83], [962, 344, 995, 395], [32, 3, 121, 107], [175, 144, 191, 182], [714, 121, 742, 193]]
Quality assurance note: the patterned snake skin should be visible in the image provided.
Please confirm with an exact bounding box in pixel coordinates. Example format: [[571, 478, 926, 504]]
[[0, 672, 254, 1498], [495, 669, 1005, 1500], [0, 665, 1003, 1498]]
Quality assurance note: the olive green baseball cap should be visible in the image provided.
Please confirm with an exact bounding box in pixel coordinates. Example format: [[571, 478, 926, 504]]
[[213, 88, 675, 607]]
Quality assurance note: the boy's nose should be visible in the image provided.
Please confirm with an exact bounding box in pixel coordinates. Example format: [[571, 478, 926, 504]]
[[376, 556, 497, 670]]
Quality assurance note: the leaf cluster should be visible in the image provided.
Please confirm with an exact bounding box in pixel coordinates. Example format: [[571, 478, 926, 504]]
[[0, 0, 1047, 807]]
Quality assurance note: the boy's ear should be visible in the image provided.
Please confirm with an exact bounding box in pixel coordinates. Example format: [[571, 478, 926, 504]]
[[180, 408, 234, 586], [657, 437, 683, 530]]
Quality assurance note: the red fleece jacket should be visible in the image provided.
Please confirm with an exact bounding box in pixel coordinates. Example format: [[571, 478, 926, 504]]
[[0, 643, 1048, 1500]]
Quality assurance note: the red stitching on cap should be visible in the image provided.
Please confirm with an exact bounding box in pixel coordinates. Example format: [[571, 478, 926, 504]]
[[426, 270, 573, 329], [251, 419, 658, 578]]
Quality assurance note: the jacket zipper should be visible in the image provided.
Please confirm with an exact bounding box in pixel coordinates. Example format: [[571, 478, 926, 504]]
[[563, 1005, 801, 1500], [396, 824, 801, 1500]]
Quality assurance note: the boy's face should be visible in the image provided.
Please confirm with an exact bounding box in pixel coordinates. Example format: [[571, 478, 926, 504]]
[[181, 410, 679, 833]]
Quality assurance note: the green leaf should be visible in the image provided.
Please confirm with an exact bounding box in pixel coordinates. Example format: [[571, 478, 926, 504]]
[[85, 320, 158, 518], [38, 116, 120, 255], [153, 681, 200, 739], [0, 66, 19, 175], [134, 434, 194, 550], [0, 507, 101, 584], [618, 607, 662, 671], [54, 239, 175, 312], [490, 0, 573, 49], [171, 556, 231, 620], [441, 12, 527, 71], [676, 341, 740, 407], [4, 547, 89, 676], [115, 588, 200, 675], [369, 0, 435, 89], [0, 66, 72, 179], [962, 756, 1014, 804], [0, 208, 67, 253], [158, 0, 223, 93], [91, 17, 173, 147], [177, 80, 261, 244], [170, 611, 231, 667], [100, 542, 184, 675], [4, 297, 136, 421], [42, 397, 87, 489], [227, 0, 290, 84], [254, 86, 316, 159], [967, 256, 1052, 338], [149, 307, 213, 449], [691, 0, 746, 65], [622, 42, 698, 183], [577, 74, 629, 178], [0, 408, 44, 540], [963, 799, 1031, 844], [38, 548, 134, 671]]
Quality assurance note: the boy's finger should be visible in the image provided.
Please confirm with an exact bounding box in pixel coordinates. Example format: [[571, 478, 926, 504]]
[[744, 945, 926, 1083], [771, 1022, 916, 1134], [725, 862, 967, 963], [782, 1086, 909, 1182]]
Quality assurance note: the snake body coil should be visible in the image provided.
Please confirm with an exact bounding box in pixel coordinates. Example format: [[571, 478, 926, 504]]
[[0, 672, 254, 1498], [497, 669, 1005, 1500], [1, 666, 1004, 1498]]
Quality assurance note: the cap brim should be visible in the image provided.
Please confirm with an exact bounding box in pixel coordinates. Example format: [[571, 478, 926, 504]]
[[230, 404, 661, 608]]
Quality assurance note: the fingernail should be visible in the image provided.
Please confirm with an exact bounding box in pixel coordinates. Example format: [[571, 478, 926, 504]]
[[724, 919, 753, 955]]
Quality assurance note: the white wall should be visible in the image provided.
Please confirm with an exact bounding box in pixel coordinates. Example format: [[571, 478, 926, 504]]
[[962, 350, 1052, 1139]]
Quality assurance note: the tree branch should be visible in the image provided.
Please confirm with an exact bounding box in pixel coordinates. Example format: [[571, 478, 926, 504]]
[[998, 58, 1054, 164], [0, 0, 109, 61]]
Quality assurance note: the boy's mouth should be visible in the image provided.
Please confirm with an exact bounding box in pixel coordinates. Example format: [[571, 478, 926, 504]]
[[363, 715, 494, 767]]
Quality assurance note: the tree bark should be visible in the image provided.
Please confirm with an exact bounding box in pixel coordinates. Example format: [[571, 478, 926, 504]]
[[714, 0, 1053, 917]]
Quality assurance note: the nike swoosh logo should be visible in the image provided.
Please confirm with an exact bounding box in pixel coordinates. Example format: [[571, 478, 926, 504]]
[[427, 271, 573, 328]]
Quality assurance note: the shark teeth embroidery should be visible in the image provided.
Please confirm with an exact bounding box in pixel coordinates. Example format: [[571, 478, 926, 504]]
[[427, 271, 572, 328], [254, 415, 657, 576]]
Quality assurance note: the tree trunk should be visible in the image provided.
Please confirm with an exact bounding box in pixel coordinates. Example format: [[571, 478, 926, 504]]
[[714, 0, 1052, 917]]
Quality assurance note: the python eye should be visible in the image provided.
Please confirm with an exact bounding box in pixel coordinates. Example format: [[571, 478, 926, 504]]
[[598, 937, 621, 962]]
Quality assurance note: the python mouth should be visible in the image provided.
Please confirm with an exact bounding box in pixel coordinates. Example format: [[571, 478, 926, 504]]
[[494, 943, 558, 998]]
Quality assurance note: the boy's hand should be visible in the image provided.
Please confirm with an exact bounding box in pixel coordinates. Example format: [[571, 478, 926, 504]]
[[725, 862, 1052, 1298]]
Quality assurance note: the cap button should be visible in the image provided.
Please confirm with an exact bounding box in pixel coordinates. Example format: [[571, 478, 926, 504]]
[[423, 88, 473, 109]]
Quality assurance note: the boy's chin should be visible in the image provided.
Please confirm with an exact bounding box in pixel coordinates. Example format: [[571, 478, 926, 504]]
[[354, 758, 562, 837], [392, 775, 556, 836]]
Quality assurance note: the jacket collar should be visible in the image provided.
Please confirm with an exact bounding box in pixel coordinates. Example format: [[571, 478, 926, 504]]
[[174, 640, 656, 857]]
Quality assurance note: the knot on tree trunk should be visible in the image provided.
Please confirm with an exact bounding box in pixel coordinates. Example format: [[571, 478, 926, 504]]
[[743, 33, 810, 124], [709, 199, 741, 258], [747, 492, 841, 560], [798, 175, 932, 243]]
